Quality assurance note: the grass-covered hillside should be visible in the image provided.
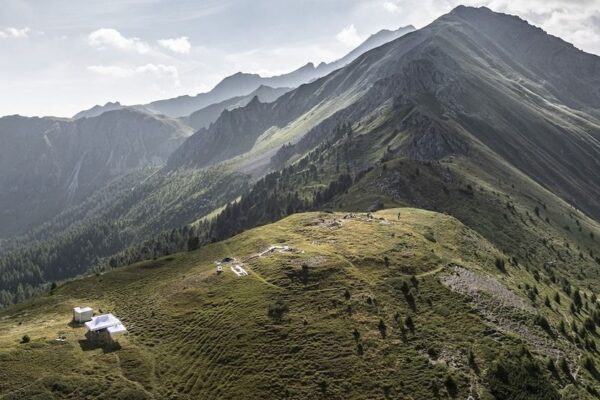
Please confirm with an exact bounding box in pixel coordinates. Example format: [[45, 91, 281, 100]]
[[1, 209, 600, 399], [0, 166, 250, 307]]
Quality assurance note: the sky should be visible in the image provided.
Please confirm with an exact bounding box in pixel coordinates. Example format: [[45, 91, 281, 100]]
[[1, 0, 599, 118]]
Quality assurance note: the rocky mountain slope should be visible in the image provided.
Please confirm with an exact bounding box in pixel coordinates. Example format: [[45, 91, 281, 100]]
[[184, 85, 292, 130], [169, 6, 600, 221]]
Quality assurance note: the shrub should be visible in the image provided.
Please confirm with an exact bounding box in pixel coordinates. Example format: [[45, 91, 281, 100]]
[[584, 356, 597, 374], [400, 281, 410, 294], [267, 299, 289, 323], [410, 275, 419, 289], [559, 320, 566, 335], [573, 289, 583, 308], [444, 375, 458, 397], [318, 380, 328, 394], [547, 358, 557, 374], [20, 334, 30, 344], [427, 347, 439, 359], [405, 315, 414, 331], [495, 257, 506, 273], [378, 319, 387, 338], [51, 381, 68, 393], [584, 317, 597, 333], [468, 350, 477, 368], [586, 338, 597, 352], [488, 351, 560, 400], [560, 357, 570, 376], [405, 291, 416, 309], [535, 315, 553, 336], [301, 263, 309, 284]]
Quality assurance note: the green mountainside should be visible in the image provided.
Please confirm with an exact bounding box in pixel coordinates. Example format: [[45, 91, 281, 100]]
[[0, 166, 250, 306], [2, 209, 600, 399]]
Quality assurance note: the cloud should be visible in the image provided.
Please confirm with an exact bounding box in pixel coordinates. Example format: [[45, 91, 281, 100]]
[[87, 64, 180, 85], [88, 28, 150, 54], [0, 27, 30, 39], [157, 36, 192, 54], [534, 6, 600, 54], [336, 24, 362, 47], [383, 1, 402, 13]]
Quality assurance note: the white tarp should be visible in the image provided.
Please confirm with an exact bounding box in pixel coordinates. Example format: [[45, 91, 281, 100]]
[[85, 313, 122, 332], [230, 264, 248, 277], [107, 323, 128, 336]]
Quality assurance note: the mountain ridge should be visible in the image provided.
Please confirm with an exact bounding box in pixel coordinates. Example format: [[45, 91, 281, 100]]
[[71, 25, 416, 119], [184, 85, 292, 130], [167, 5, 600, 221]]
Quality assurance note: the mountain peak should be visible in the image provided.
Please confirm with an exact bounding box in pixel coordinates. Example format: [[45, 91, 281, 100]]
[[449, 5, 493, 16], [247, 95, 262, 107], [445, 5, 528, 26], [299, 62, 316, 70]]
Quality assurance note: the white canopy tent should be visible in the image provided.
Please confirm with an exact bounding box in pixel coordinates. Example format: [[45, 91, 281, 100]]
[[107, 324, 128, 336], [73, 306, 93, 323], [85, 313, 128, 337]]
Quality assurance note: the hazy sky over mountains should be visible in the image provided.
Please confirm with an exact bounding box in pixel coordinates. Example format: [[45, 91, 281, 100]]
[[1, 0, 599, 117]]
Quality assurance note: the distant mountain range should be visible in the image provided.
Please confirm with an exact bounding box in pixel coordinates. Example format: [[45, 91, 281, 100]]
[[72, 101, 133, 119], [0, 109, 192, 237], [73, 25, 416, 119]]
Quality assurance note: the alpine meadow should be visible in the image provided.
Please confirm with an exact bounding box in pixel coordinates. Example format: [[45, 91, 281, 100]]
[[1, 2, 600, 399]]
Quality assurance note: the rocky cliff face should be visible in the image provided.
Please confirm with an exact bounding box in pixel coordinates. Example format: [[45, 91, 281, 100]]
[[185, 85, 291, 130], [167, 96, 277, 169]]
